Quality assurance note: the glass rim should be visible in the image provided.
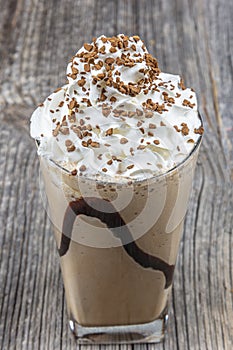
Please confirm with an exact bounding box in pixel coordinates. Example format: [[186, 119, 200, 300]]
[[37, 111, 203, 185]]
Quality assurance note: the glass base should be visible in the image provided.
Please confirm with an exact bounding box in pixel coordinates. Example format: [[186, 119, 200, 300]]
[[69, 313, 168, 344]]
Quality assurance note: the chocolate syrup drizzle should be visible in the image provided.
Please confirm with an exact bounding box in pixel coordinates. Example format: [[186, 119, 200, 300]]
[[58, 197, 175, 288]]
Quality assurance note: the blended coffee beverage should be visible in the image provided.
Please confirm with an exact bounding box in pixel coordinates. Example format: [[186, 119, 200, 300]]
[[30, 34, 203, 343]]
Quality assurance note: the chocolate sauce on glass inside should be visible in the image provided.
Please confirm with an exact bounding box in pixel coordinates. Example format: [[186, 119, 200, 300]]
[[59, 197, 175, 289]]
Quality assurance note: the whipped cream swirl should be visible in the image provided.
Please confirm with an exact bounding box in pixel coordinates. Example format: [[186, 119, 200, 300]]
[[30, 34, 203, 180]]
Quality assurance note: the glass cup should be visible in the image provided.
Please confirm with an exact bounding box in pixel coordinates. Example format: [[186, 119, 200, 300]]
[[38, 113, 203, 344]]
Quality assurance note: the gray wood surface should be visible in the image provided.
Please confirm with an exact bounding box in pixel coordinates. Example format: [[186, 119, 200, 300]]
[[0, 0, 232, 349]]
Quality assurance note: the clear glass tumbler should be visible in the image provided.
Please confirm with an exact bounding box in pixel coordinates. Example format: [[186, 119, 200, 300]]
[[38, 115, 202, 344]]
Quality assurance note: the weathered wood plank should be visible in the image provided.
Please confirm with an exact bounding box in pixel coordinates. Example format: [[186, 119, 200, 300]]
[[0, 0, 232, 349]]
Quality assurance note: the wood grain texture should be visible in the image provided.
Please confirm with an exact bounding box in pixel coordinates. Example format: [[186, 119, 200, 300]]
[[0, 0, 232, 349]]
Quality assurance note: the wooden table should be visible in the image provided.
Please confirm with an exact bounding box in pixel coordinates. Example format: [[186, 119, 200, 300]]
[[0, 0, 232, 349]]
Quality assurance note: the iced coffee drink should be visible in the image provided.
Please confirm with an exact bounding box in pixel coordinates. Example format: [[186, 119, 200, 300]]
[[30, 35, 203, 343]]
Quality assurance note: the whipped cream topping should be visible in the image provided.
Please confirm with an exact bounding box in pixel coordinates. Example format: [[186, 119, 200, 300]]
[[30, 34, 203, 180]]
